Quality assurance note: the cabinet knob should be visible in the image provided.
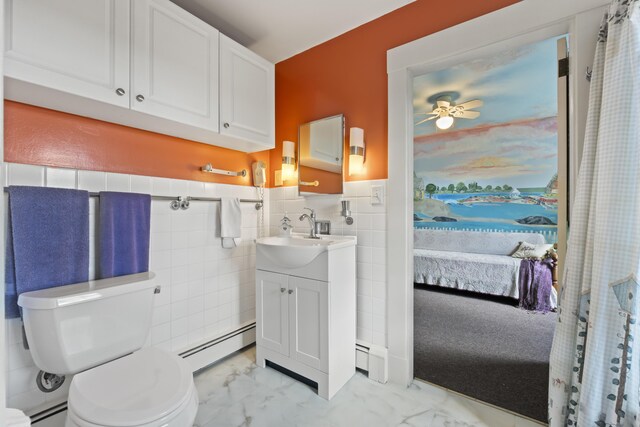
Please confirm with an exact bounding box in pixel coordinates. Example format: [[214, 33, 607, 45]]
[[280, 287, 286, 293], [288, 289, 294, 294], [115, 88, 125, 96], [223, 122, 230, 128], [136, 94, 145, 102]]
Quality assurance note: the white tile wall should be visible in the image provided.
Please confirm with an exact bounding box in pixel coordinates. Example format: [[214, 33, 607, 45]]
[[4, 163, 267, 414], [3, 163, 385, 413], [268, 180, 388, 347]]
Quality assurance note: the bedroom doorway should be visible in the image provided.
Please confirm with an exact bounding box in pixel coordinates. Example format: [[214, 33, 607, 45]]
[[411, 35, 568, 422]]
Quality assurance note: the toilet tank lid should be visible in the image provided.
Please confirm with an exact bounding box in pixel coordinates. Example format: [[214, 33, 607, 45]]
[[18, 272, 157, 310]]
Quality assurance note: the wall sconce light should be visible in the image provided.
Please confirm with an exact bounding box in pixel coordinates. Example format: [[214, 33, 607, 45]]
[[349, 127, 365, 176], [281, 140, 296, 181]]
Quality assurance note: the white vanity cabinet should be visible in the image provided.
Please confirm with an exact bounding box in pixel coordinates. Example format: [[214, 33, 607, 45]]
[[255, 237, 356, 400], [4, 0, 274, 152], [257, 272, 329, 371]]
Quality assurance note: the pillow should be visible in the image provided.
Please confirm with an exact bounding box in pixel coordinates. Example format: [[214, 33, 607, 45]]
[[511, 241, 554, 259]]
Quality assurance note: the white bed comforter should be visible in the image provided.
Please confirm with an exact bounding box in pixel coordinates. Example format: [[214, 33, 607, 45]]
[[414, 249, 521, 298]]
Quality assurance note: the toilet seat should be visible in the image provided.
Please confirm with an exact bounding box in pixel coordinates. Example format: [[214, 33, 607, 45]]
[[66, 348, 197, 427]]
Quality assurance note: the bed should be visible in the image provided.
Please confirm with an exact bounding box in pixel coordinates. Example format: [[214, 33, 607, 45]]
[[414, 228, 557, 308]]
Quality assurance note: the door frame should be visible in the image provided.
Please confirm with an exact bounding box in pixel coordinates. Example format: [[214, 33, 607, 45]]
[[386, 0, 609, 386]]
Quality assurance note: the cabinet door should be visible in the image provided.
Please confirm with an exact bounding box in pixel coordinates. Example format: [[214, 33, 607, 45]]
[[256, 271, 289, 356], [219, 34, 274, 148], [131, 0, 219, 131], [289, 276, 328, 372], [5, 0, 130, 107]]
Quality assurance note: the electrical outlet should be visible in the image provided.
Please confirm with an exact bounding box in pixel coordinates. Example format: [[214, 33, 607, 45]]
[[371, 185, 384, 205], [274, 170, 283, 187]]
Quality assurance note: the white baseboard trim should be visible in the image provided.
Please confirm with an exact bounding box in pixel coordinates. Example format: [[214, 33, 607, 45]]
[[182, 323, 256, 372], [355, 343, 388, 384], [387, 353, 411, 386]]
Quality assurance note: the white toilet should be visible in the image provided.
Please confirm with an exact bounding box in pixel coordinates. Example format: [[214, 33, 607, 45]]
[[18, 272, 198, 427]]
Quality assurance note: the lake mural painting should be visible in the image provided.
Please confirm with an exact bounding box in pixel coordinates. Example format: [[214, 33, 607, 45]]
[[413, 37, 560, 244]]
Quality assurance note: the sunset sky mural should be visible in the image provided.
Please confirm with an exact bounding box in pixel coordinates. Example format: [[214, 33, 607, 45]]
[[412, 36, 562, 242]]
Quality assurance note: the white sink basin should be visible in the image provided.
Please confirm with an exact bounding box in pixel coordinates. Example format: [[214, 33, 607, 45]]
[[256, 235, 356, 269]]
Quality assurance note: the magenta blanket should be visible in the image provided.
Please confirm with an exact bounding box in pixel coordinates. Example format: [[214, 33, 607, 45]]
[[518, 258, 554, 313]]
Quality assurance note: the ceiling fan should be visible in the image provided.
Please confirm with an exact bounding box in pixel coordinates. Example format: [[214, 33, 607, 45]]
[[415, 96, 483, 130]]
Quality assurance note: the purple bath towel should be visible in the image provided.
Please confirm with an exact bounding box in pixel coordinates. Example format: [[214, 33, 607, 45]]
[[518, 258, 554, 313], [5, 186, 90, 318], [98, 192, 151, 279]]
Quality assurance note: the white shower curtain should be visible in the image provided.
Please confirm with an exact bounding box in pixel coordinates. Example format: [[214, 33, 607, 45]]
[[549, 1, 640, 425]]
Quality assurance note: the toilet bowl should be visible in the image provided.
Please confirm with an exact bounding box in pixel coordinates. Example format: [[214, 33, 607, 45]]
[[65, 348, 198, 427], [16, 273, 199, 427]]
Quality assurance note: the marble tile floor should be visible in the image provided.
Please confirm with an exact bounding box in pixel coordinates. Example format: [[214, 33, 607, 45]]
[[192, 346, 544, 427], [32, 345, 545, 427]]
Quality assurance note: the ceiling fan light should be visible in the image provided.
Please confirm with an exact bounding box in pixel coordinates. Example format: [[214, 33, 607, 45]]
[[436, 115, 454, 130]]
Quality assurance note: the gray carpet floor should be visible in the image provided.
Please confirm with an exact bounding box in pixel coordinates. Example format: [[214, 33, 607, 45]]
[[414, 284, 557, 423]]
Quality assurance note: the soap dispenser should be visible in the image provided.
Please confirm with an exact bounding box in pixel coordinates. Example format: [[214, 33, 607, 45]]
[[279, 213, 293, 236]]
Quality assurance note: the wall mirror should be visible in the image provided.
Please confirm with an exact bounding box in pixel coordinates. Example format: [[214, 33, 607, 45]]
[[298, 114, 345, 195]]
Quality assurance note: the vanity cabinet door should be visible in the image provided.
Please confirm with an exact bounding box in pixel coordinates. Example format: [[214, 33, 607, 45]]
[[131, 0, 219, 131], [288, 276, 329, 373], [219, 34, 274, 148], [5, 0, 131, 108], [256, 271, 289, 356]]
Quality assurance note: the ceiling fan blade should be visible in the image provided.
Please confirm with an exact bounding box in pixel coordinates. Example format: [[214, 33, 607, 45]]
[[454, 110, 480, 119], [415, 116, 438, 126], [436, 99, 450, 108], [414, 111, 438, 116], [456, 99, 483, 110]]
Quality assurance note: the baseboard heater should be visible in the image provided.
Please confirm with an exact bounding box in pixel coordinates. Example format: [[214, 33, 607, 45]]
[[355, 343, 388, 384], [29, 323, 257, 424]]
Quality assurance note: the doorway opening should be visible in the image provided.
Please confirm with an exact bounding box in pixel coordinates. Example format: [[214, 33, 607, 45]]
[[411, 35, 568, 422]]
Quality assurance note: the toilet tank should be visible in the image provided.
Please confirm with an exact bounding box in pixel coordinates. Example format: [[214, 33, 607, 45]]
[[18, 272, 158, 375]]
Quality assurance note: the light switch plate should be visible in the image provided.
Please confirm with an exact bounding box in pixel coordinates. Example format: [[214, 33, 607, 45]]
[[274, 170, 283, 187], [371, 185, 384, 205]]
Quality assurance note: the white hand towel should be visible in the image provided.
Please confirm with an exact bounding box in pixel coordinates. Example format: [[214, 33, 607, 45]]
[[221, 197, 242, 249]]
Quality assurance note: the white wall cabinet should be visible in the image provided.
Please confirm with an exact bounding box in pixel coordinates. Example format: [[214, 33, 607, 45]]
[[4, 0, 274, 152], [256, 241, 356, 400], [131, 0, 219, 132], [5, 0, 131, 108], [219, 34, 274, 146]]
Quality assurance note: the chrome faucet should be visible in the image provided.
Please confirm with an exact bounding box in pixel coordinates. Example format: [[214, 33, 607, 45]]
[[299, 207, 319, 239]]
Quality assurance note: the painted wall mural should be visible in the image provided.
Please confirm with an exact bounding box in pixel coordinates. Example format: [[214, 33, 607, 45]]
[[413, 37, 561, 243]]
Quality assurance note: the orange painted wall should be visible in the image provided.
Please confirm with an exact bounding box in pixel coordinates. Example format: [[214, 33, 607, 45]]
[[4, 0, 516, 186], [4, 101, 269, 186], [271, 0, 518, 187]]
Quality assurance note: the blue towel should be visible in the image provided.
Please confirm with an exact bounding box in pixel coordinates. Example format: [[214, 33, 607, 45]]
[[98, 192, 151, 279], [5, 186, 90, 318]]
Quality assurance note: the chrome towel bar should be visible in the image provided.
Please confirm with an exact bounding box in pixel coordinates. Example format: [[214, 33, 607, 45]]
[[201, 163, 247, 177], [3, 188, 264, 211]]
